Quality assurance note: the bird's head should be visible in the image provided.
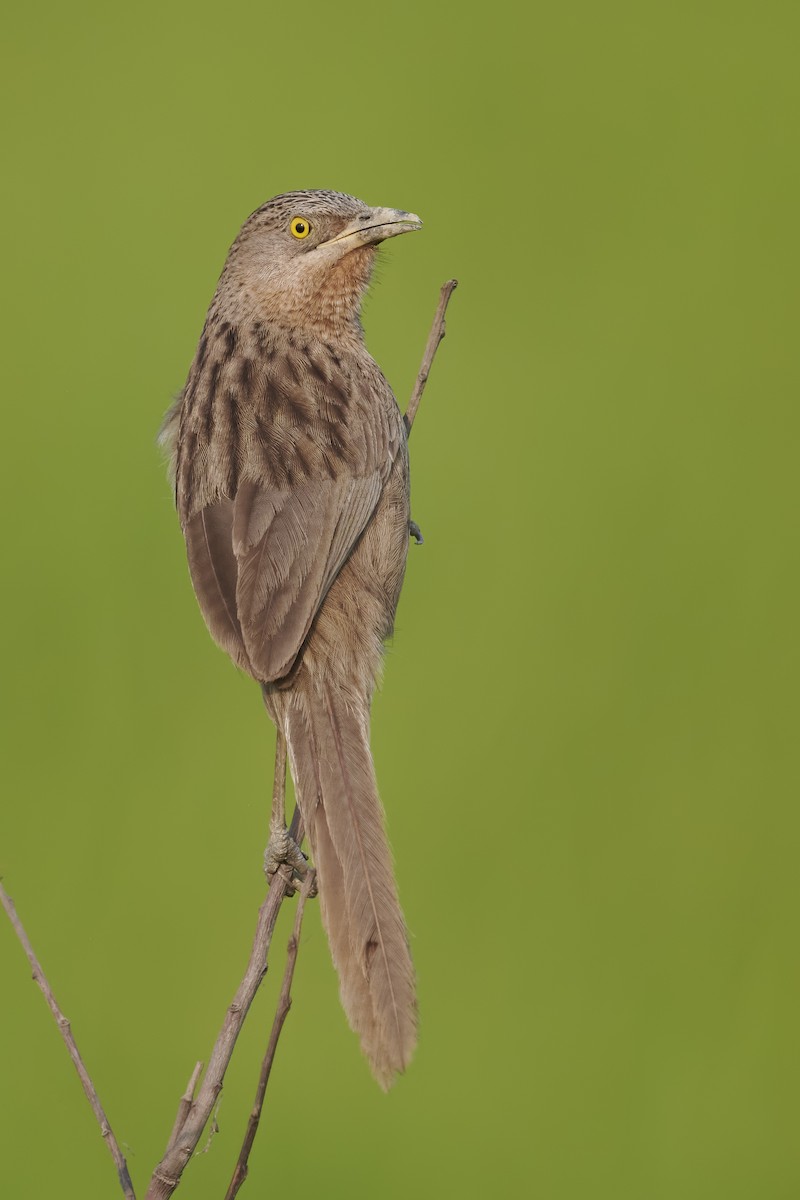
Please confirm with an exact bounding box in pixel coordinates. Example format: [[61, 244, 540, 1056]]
[[215, 189, 422, 340]]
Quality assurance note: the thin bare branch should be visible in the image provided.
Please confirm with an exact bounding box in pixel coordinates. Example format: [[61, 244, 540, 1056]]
[[0, 881, 136, 1200], [165, 1061, 203, 1154], [404, 278, 458, 436], [224, 867, 316, 1200], [144, 807, 305, 1200]]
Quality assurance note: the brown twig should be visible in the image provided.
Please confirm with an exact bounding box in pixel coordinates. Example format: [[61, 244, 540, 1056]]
[[144, 806, 305, 1200], [224, 866, 316, 1200], [404, 278, 458, 436], [165, 1061, 203, 1155], [0, 880, 136, 1200]]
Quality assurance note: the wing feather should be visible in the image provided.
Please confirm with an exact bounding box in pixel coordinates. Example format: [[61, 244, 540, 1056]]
[[234, 472, 383, 681], [185, 499, 251, 673]]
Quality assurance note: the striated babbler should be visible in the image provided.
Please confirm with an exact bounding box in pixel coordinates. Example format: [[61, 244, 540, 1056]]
[[160, 190, 422, 1087]]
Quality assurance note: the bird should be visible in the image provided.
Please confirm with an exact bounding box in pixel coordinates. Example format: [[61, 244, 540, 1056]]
[[160, 189, 422, 1088]]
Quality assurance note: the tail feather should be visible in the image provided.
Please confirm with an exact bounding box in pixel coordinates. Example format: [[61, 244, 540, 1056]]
[[283, 687, 417, 1087], [310, 802, 396, 1080]]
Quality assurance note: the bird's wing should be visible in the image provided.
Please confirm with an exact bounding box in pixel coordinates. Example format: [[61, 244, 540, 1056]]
[[185, 498, 251, 674], [231, 471, 383, 681]]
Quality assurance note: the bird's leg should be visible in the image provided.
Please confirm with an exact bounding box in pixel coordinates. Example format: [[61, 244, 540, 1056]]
[[264, 730, 314, 894], [409, 520, 424, 545]]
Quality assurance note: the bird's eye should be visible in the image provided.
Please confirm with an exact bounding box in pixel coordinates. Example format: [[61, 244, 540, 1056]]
[[290, 216, 311, 239]]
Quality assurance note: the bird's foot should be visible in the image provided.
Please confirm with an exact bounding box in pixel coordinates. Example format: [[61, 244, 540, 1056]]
[[409, 520, 424, 545], [264, 826, 317, 896]]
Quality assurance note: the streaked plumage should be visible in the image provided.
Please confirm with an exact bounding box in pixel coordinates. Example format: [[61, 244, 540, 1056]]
[[160, 190, 421, 1086]]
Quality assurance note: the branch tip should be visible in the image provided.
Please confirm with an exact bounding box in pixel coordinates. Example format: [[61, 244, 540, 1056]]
[[0, 881, 135, 1199], [404, 278, 458, 436]]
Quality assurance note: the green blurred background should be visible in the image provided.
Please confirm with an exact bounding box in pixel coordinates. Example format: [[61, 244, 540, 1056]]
[[2, 2, 799, 1196]]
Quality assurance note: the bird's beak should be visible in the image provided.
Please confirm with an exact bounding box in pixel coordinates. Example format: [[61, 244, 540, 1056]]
[[320, 207, 423, 252]]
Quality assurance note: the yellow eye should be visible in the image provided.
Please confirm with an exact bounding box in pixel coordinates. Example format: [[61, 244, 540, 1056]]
[[290, 216, 311, 239]]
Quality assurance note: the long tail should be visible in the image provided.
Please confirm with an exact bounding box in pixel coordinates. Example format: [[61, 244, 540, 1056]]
[[280, 683, 417, 1088]]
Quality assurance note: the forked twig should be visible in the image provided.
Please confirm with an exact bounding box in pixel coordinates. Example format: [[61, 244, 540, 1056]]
[[0, 881, 136, 1200], [224, 867, 317, 1199], [404, 278, 458, 436], [144, 805, 305, 1200], [165, 1061, 203, 1155]]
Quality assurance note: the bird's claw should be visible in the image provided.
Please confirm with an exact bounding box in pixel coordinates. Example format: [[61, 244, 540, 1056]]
[[264, 827, 317, 897], [409, 520, 424, 545]]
